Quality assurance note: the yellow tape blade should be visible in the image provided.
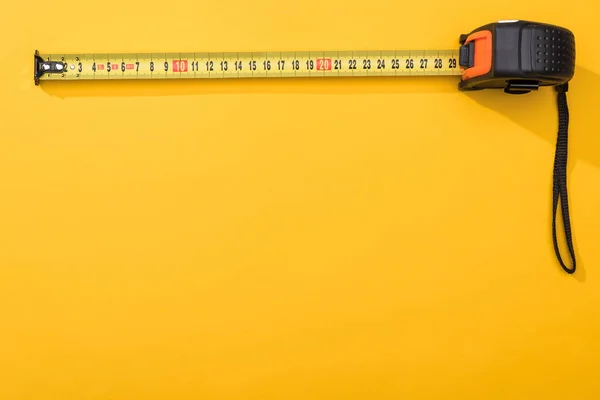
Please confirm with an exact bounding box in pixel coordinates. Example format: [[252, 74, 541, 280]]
[[36, 49, 462, 82]]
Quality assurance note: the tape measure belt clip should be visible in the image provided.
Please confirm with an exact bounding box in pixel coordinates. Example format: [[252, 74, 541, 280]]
[[458, 20, 575, 94]]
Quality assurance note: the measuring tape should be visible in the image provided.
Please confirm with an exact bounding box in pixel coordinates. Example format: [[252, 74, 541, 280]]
[[34, 50, 462, 82], [33, 19, 575, 92], [34, 20, 581, 275]]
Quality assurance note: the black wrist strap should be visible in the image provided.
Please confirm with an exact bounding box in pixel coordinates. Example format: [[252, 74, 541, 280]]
[[552, 83, 576, 274]]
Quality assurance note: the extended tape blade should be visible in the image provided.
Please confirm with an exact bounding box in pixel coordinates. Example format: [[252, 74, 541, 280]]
[[34, 49, 462, 83]]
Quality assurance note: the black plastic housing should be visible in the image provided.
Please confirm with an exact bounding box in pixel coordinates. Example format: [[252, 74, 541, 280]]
[[458, 20, 575, 94]]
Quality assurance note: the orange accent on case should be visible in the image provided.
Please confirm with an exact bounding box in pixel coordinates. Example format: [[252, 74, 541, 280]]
[[461, 30, 492, 81]]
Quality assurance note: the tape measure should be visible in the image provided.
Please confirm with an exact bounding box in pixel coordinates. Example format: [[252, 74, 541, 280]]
[[34, 19, 581, 275], [34, 19, 575, 93]]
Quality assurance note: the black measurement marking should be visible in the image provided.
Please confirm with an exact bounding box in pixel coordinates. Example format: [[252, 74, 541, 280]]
[[448, 58, 457, 68], [348, 59, 357, 69], [306, 60, 314, 70], [419, 59, 428, 68], [206, 61, 214, 71], [377, 59, 385, 69], [363, 59, 371, 69], [391, 59, 400, 69], [434, 58, 442, 68], [406, 59, 414, 69], [334, 59, 342, 70]]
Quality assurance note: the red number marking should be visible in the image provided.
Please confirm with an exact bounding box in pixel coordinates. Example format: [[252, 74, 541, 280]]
[[111, 64, 119, 71], [316, 58, 332, 71], [126, 64, 135, 70], [98, 64, 105, 70], [172, 60, 188, 73]]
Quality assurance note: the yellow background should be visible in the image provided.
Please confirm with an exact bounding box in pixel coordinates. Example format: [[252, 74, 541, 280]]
[[1, 0, 600, 398]]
